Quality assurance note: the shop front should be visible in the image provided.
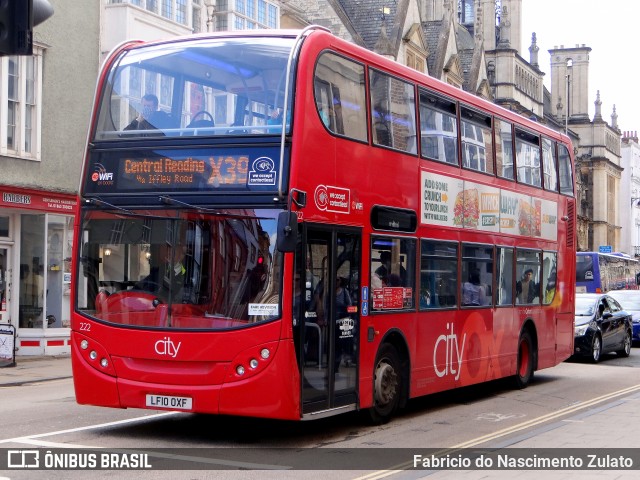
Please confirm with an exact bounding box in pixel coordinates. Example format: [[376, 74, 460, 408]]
[[0, 186, 76, 356]]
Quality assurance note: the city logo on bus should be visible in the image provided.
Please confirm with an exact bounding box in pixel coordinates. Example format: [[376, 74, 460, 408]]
[[314, 185, 350, 214], [91, 163, 114, 185], [433, 323, 466, 380], [154, 337, 181, 358]]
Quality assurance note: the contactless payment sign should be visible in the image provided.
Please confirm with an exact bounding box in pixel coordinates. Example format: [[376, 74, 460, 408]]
[[314, 185, 350, 214]]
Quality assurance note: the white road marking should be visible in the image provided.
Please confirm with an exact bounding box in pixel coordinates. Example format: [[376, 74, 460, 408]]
[[0, 411, 179, 444], [1, 411, 288, 470]]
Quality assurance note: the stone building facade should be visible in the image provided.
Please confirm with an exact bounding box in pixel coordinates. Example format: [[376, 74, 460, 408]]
[[282, 0, 623, 253], [0, 0, 100, 355]]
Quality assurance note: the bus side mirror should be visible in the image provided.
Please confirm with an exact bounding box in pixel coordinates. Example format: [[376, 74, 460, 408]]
[[276, 211, 298, 252]]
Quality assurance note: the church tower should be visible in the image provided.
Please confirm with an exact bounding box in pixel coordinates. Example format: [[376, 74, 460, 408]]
[[479, 0, 497, 51], [549, 45, 592, 123]]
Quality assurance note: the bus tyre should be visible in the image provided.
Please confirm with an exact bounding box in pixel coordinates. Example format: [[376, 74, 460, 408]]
[[369, 344, 401, 424], [513, 330, 535, 389]]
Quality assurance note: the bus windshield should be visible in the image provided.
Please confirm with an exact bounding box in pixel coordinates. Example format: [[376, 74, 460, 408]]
[[76, 208, 282, 330], [93, 36, 295, 140]]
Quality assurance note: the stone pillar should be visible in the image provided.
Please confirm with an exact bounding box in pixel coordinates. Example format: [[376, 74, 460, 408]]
[[480, 0, 496, 51]]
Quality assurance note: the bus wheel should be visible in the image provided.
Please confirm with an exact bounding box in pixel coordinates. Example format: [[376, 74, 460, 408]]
[[513, 330, 535, 389], [369, 344, 401, 424]]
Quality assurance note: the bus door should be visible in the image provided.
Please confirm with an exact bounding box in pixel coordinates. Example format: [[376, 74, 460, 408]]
[[296, 225, 360, 415]]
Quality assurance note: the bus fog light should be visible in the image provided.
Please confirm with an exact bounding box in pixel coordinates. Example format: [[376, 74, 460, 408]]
[[249, 358, 259, 369], [89, 351, 98, 360], [236, 365, 245, 375], [260, 348, 270, 359], [80, 340, 89, 350], [100, 358, 109, 368]]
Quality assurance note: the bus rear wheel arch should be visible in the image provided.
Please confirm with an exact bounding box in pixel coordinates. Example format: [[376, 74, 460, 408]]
[[513, 327, 537, 389]]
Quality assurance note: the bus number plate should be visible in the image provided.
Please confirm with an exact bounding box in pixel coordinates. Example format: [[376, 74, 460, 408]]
[[146, 394, 192, 410]]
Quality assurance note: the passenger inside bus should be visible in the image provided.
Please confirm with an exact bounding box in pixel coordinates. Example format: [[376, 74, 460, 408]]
[[516, 269, 539, 304], [374, 251, 407, 287], [124, 93, 170, 131], [462, 268, 486, 306]]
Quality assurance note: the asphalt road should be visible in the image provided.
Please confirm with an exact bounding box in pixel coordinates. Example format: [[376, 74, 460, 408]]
[[1, 352, 640, 480]]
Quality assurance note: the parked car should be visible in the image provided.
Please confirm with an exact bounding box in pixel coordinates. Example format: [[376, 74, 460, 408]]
[[606, 290, 640, 345], [574, 293, 632, 362]]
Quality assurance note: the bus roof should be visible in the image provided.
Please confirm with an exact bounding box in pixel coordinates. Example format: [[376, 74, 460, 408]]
[[108, 27, 572, 148]]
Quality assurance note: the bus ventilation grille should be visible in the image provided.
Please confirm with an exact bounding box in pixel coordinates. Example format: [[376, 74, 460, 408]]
[[566, 202, 575, 248]]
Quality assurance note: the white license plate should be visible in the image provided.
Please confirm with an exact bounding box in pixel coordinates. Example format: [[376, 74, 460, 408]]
[[145, 394, 192, 410]]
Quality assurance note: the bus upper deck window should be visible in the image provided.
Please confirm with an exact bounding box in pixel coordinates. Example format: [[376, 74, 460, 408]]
[[314, 52, 367, 143]]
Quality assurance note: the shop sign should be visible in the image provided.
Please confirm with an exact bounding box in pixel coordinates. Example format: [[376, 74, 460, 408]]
[[1, 190, 77, 213]]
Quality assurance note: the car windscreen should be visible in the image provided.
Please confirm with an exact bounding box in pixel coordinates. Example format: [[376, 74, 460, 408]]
[[575, 296, 596, 316]]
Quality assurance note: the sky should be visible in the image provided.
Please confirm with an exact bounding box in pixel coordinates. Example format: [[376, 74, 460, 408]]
[[520, 0, 639, 134]]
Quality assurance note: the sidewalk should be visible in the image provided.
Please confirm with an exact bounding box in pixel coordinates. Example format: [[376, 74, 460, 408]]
[[0, 355, 72, 386]]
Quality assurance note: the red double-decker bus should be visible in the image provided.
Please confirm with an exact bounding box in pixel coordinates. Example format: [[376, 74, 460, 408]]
[[72, 26, 576, 422]]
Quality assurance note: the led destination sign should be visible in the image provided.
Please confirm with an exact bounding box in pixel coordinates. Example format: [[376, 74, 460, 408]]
[[84, 146, 286, 195]]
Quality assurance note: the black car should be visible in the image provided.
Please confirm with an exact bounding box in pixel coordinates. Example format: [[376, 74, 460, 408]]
[[574, 293, 633, 362], [605, 290, 640, 345]]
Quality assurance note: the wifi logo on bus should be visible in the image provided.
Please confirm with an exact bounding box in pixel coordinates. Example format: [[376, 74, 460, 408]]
[[91, 164, 114, 182]]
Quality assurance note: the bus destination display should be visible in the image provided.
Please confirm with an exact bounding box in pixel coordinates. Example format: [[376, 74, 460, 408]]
[[85, 146, 286, 195]]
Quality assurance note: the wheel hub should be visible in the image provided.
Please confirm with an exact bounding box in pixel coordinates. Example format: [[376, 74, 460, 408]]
[[374, 361, 398, 405]]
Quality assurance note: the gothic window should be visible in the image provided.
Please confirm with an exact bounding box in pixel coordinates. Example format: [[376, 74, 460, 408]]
[[406, 50, 425, 74], [458, 0, 474, 26]]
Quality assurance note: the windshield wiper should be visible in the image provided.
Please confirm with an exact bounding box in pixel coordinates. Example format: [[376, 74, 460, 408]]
[[85, 197, 169, 220], [159, 195, 271, 220], [85, 197, 137, 215]]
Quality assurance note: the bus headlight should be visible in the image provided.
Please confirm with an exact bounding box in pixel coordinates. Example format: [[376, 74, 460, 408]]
[[74, 333, 116, 377], [227, 342, 278, 381]]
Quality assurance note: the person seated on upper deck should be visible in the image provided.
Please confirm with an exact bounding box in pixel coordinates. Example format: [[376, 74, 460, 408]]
[[124, 94, 170, 131], [266, 108, 284, 133]]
